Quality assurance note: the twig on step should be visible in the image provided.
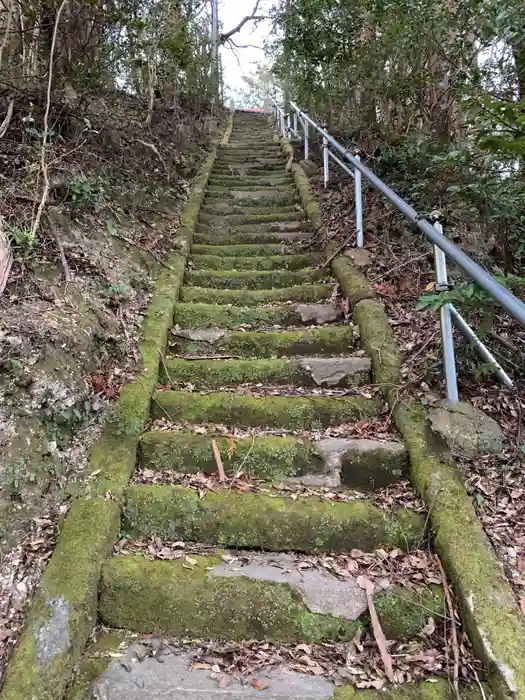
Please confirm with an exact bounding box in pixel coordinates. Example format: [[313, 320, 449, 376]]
[[357, 576, 395, 683], [158, 350, 174, 386], [319, 235, 353, 269], [212, 439, 226, 482], [436, 555, 460, 700], [46, 214, 71, 282], [180, 354, 241, 360]]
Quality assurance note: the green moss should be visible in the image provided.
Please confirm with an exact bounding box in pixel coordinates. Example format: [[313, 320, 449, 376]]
[[100, 555, 362, 642], [197, 219, 311, 235], [139, 432, 323, 480], [0, 500, 120, 700], [191, 243, 296, 257], [124, 485, 425, 552], [173, 302, 307, 329], [394, 402, 525, 699], [290, 161, 323, 231], [341, 443, 408, 489], [332, 256, 377, 306], [220, 115, 234, 146], [170, 325, 357, 358], [185, 267, 326, 290], [162, 356, 369, 389], [209, 175, 292, 187], [66, 631, 128, 700], [375, 585, 444, 639], [333, 679, 483, 700], [206, 183, 296, 194], [180, 283, 332, 306], [201, 203, 297, 216], [151, 390, 381, 429], [199, 212, 304, 228], [193, 230, 310, 245], [190, 253, 320, 271], [354, 299, 402, 391]]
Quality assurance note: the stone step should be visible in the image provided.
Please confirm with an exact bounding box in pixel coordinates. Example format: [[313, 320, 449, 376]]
[[200, 203, 298, 216], [180, 283, 332, 306], [124, 485, 423, 553], [193, 230, 312, 245], [100, 554, 442, 641], [139, 432, 408, 488], [198, 212, 305, 228], [196, 220, 312, 235], [209, 175, 293, 187], [219, 144, 282, 152], [212, 167, 287, 178], [151, 390, 382, 429], [191, 243, 303, 257], [184, 267, 327, 290], [213, 157, 285, 166], [69, 646, 475, 700], [169, 325, 356, 359], [161, 356, 371, 389], [190, 252, 320, 270], [205, 187, 298, 202], [173, 301, 343, 329]]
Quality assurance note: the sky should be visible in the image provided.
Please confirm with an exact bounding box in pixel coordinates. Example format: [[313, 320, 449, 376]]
[[219, 0, 273, 104]]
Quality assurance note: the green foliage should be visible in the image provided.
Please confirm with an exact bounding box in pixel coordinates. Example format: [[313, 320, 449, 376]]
[[7, 223, 35, 254]]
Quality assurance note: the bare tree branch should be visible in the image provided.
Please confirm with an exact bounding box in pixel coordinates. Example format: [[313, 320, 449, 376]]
[[220, 0, 266, 44]]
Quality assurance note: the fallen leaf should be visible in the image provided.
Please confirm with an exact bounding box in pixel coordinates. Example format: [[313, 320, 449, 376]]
[[251, 679, 268, 690]]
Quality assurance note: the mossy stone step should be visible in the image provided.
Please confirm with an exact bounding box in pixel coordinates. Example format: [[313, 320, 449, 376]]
[[213, 167, 288, 178], [209, 176, 292, 187], [190, 253, 321, 270], [206, 185, 297, 195], [173, 302, 342, 329], [200, 203, 298, 216], [100, 555, 442, 642], [196, 220, 311, 235], [193, 230, 312, 245], [199, 212, 305, 228], [191, 243, 301, 257], [162, 356, 371, 389], [151, 390, 382, 429], [180, 283, 332, 306], [139, 432, 407, 488], [185, 268, 326, 290], [169, 325, 356, 359], [124, 485, 424, 552]]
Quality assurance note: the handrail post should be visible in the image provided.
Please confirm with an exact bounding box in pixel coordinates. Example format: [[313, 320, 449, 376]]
[[286, 113, 291, 139], [293, 110, 298, 136], [433, 218, 459, 403], [354, 153, 364, 248], [304, 118, 309, 160], [322, 128, 329, 188]]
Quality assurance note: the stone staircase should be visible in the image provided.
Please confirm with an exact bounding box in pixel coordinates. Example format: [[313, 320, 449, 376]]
[[67, 112, 476, 699]]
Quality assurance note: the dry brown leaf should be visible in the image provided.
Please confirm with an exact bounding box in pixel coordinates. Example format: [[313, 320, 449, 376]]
[[212, 439, 226, 482]]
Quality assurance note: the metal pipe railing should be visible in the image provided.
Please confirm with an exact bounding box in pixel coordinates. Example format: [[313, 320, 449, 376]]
[[269, 95, 522, 401]]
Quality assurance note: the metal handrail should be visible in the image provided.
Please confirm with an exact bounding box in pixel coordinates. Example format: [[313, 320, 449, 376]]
[[269, 96, 523, 401]]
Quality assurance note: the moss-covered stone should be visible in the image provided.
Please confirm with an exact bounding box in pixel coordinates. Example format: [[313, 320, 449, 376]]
[[199, 212, 304, 228], [169, 325, 357, 358], [100, 555, 362, 642], [191, 243, 297, 257], [354, 299, 402, 391], [206, 183, 297, 194], [180, 283, 332, 306], [394, 402, 525, 700], [185, 267, 327, 290], [209, 175, 292, 187], [332, 256, 377, 306], [375, 584, 444, 640], [197, 219, 311, 235], [65, 631, 128, 700], [190, 252, 321, 271], [124, 485, 425, 552], [201, 203, 297, 216], [139, 432, 324, 480], [341, 441, 408, 489], [151, 390, 382, 429], [162, 356, 369, 389], [0, 500, 120, 700], [173, 302, 314, 329], [193, 230, 311, 245], [333, 679, 483, 700]]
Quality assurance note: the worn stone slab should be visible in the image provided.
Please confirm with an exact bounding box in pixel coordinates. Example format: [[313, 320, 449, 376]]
[[296, 303, 343, 325], [299, 357, 371, 386], [88, 650, 335, 700], [429, 400, 503, 455], [209, 553, 368, 620]]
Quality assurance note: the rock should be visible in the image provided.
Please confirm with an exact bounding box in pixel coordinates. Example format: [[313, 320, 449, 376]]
[[296, 303, 343, 325], [344, 248, 372, 267], [429, 400, 503, 455], [210, 553, 368, 620], [173, 329, 226, 343], [299, 357, 371, 386], [299, 159, 317, 177]]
